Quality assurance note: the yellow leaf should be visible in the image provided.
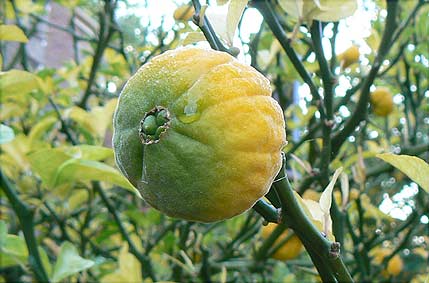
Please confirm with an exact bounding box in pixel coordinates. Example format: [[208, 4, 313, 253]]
[[0, 25, 28, 43], [180, 32, 207, 46], [376, 153, 429, 192], [0, 70, 41, 97], [90, 98, 118, 138], [101, 243, 142, 283]]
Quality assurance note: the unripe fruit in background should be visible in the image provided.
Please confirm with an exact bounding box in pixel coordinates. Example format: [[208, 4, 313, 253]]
[[173, 4, 195, 22], [261, 223, 303, 261], [113, 47, 286, 222], [338, 46, 360, 69], [370, 87, 394, 117]]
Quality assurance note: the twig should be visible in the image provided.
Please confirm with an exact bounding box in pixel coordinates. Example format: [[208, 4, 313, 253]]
[[0, 170, 50, 283], [253, 1, 326, 120], [331, 0, 399, 156]]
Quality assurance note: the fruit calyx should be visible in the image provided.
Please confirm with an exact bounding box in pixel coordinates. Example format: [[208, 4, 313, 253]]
[[139, 106, 171, 145]]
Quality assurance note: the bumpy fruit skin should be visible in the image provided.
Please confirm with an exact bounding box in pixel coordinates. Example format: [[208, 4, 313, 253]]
[[370, 87, 393, 117], [173, 4, 195, 22], [338, 46, 360, 69], [261, 223, 303, 261], [113, 47, 286, 222]]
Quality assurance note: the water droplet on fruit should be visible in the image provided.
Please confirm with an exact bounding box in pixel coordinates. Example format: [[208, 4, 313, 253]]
[[178, 98, 200, 123]]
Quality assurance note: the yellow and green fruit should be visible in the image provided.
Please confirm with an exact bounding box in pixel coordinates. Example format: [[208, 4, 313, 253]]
[[113, 47, 286, 222]]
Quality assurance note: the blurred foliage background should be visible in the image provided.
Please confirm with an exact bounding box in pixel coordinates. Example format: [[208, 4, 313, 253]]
[[0, 0, 428, 282]]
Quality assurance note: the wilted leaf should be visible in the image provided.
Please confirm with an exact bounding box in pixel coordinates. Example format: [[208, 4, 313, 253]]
[[0, 124, 15, 144], [340, 172, 349, 209], [313, 0, 358, 22], [294, 192, 335, 241], [0, 70, 41, 97], [51, 242, 94, 283], [226, 0, 248, 45], [278, 0, 357, 23], [320, 167, 343, 214], [376, 153, 429, 192], [0, 25, 28, 42]]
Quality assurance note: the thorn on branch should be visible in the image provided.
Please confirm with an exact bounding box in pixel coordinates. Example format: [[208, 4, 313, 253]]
[[329, 242, 341, 259]]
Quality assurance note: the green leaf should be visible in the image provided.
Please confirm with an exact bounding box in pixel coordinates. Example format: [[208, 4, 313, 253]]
[[29, 148, 72, 188], [51, 242, 94, 283], [0, 124, 15, 144], [0, 234, 28, 268], [53, 159, 140, 196], [28, 116, 58, 146], [0, 25, 28, 42], [65, 145, 114, 161], [0, 221, 7, 247], [39, 247, 52, 278], [376, 153, 429, 192], [28, 146, 139, 196], [0, 69, 40, 97]]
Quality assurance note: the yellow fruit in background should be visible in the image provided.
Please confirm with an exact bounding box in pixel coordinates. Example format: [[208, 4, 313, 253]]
[[370, 87, 394, 117], [386, 254, 403, 276], [371, 248, 404, 277], [338, 46, 360, 69], [173, 4, 195, 22], [113, 47, 286, 222], [261, 223, 303, 261]]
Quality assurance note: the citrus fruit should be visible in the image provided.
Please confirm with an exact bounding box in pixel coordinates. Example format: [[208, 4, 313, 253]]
[[386, 254, 403, 276], [370, 87, 394, 117], [261, 223, 303, 261], [113, 46, 286, 222], [173, 4, 195, 22], [338, 46, 360, 69]]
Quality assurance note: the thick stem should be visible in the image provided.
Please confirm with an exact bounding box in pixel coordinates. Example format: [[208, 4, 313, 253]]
[[274, 157, 354, 283]]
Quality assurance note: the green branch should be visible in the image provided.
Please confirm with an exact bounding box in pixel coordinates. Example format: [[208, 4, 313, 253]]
[[92, 181, 157, 281], [78, 1, 116, 109], [332, 0, 399, 156], [274, 157, 354, 283], [191, 0, 229, 53], [253, 1, 326, 120], [0, 170, 50, 283], [252, 199, 280, 223]]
